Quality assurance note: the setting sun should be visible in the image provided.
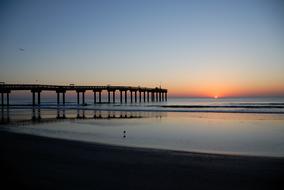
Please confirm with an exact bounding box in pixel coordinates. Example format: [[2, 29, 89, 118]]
[[214, 96, 219, 99]]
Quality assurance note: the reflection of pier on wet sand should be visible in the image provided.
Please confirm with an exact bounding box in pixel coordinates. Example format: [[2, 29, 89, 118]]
[[0, 107, 166, 125]]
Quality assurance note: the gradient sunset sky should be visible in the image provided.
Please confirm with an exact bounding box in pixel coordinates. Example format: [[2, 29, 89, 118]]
[[0, 0, 284, 97]]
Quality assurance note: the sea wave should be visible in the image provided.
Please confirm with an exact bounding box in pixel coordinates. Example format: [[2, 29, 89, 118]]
[[161, 105, 284, 109]]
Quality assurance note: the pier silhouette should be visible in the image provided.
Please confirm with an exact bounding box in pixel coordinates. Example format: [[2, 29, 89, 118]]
[[0, 84, 167, 107]]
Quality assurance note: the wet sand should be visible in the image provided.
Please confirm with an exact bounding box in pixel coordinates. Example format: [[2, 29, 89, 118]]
[[1, 130, 283, 190]]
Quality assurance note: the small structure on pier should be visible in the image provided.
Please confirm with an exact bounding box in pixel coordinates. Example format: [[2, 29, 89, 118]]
[[0, 84, 168, 106]]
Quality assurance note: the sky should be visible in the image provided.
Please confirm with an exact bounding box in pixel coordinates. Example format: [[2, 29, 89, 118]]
[[0, 0, 284, 98]]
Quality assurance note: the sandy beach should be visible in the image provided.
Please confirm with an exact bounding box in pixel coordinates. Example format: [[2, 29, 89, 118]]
[[1, 130, 283, 190]]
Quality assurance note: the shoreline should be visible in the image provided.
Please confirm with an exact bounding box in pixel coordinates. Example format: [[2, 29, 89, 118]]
[[2, 105, 284, 115], [1, 130, 284, 190]]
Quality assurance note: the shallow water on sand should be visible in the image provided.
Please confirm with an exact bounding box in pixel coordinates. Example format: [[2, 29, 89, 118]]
[[4, 95, 284, 113], [1, 105, 284, 157]]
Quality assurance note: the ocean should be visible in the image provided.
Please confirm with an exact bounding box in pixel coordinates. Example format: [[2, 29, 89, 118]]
[[1, 97, 284, 157]]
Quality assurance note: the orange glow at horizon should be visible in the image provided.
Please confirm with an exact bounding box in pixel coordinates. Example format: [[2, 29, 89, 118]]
[[167, 83, 284, 98]]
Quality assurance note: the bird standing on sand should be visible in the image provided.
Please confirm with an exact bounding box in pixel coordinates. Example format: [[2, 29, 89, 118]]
[[123, 130, 126, 138]]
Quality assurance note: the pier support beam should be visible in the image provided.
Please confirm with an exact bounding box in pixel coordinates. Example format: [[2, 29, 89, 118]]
[[37, 92, 40, 106], [7, 93, 9, 106], [0, 90, 11, 107], [76, 90, 86, 106], [130, 91, 133, 103], [62, 92, 65, 105], [125, 91, 127, 103], [1, 93, 3, 106], [57, 92, 60, 105], [98, 91, 101, 103], [113, 91, 115, 103], [159, 92, 161, 102], [135, 91, 137, 103], [56, 90, 66, 106], [147, 91, 149, 102], [32, 92, 35, 106], [165, 92, 167, 101], [108, 91, 111, 103], [156, 92, 158, 102], [77, 91, 80, 105], [93, 91, 96, 104], [82, 91, 85, 105], [120, 90, 123, 103], [139, 91, 141, 102], [143, 91, 146, 102], [31, 90, 41, 106]]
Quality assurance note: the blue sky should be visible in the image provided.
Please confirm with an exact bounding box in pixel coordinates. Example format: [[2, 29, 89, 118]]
[[1, 0, 284, 97]]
